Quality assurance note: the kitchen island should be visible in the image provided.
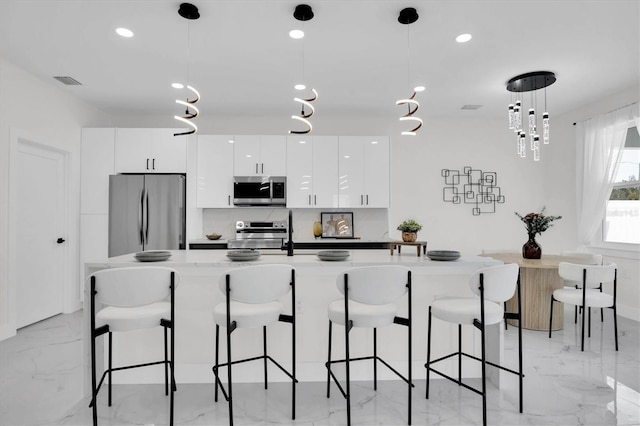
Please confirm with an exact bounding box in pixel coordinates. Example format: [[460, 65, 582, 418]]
[[83, 249, 505, 396]]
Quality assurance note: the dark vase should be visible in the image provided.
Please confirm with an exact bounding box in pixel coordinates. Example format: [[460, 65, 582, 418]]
[[522, 233, 542, 259]]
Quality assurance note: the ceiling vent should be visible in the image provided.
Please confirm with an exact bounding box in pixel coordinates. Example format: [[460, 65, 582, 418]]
[[53, 76, 82, 86], [461, 104, 482, 110]]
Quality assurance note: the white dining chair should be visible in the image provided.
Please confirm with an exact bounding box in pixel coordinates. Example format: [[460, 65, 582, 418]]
[[561, 251, 604, 325], [326, 265, 413, 426], [549, 262, 618, 351], [212, 264, 297, 426], [89, 266, 179, 426], [425, 263, 523, 426]]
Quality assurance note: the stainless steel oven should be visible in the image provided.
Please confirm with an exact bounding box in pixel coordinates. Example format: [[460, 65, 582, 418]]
[[233, 176, 286, 206], [227, 220, 288, 249]]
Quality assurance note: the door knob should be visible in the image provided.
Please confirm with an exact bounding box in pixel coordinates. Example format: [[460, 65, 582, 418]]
[[57, 238, 66, 244]]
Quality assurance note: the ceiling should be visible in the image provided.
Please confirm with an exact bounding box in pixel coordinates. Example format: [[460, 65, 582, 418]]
[[1, 0, 638, 127]]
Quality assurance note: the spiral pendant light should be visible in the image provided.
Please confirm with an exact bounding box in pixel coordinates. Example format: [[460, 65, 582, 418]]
[[395, 7, 423, 136], [173, 3, 201, 137], [289, 4, 317, 135]]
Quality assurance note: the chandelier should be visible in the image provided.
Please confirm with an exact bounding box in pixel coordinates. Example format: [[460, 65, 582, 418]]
[[506, 71, 556, 160]]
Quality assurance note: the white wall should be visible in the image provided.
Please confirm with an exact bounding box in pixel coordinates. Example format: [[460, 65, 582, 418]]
[[0, 60, 111, 339]]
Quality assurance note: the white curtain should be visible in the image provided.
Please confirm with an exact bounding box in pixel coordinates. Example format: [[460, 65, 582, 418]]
[[575, 103, 639, 247]]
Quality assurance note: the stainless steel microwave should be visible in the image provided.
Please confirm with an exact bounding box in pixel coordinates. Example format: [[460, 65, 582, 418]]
[[233, 176, 286, 206]]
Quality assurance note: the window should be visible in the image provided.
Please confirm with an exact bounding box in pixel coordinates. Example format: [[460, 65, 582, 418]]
[[604, 126, 640, 244]]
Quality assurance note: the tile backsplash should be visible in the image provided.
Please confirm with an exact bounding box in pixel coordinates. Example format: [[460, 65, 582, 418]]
[[202, 208, 389, 241]]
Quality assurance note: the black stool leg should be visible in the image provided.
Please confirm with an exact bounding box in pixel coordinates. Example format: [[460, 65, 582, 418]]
[[588, 307, 592, 338], [613, 306, 619, 351], [164, 326, 169, 396], [373, 328, 377, 391], [108, 332, 112, 407], [326, 321, 332, 398], [91, 332, 98, 425], [548, 296, 555, 338], [458, 324, 462, 384], [226, 323, 234, 426], [345, 320, 351, 426], [425, 306, 432, 399], [214, 325, 220, 402], [263, 326, 268, 390]]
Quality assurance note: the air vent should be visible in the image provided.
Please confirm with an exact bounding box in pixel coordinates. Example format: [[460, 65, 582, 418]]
[[461, 105, 482, 110], [53, 76, 82, 86]]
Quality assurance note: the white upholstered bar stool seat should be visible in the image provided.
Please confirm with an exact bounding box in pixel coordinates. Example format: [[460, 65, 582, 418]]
[[328, 300, 398, 327], [96, 302, 172, 331], [550, 288, 613, 308], [431, 296, 505, 326], [212, 264, 297, 426]]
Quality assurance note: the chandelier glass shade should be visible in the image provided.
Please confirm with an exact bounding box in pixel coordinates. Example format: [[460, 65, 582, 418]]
[[506, 71, 556, 160], [289, 4, 317, 135]]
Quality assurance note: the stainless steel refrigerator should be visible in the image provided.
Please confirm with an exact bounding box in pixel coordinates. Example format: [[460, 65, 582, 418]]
[[108, 174, 186, 257]]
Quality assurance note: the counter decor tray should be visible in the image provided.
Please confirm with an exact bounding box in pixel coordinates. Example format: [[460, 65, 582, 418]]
[[134, 250, 172, 262], [426, 250, 461, 261], [317, 250, 350, 261], [226, 249, 261, 261]]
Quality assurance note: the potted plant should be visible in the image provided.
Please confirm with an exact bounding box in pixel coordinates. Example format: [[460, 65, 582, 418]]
[[397, 219, 422, 242]]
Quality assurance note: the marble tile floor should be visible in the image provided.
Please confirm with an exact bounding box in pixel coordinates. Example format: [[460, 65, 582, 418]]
[[1, 309, 639, 426]]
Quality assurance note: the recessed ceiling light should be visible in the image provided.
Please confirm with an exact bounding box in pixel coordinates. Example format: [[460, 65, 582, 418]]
[[294, 84, 306, 90], [456, 33, 472, 43], [414, 85, 426, 92], [171, 83, 184, 89], [116, 27, 134, 38], [289, 29, 304, 39]]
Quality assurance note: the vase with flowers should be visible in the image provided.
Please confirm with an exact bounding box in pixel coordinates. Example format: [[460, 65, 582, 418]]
[[515, 207, 562, 259]]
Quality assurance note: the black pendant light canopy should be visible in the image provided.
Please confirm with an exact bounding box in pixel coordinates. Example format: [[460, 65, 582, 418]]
[[178, 3, 200, 20], [293, 4, 314, 21], [506, 71, 556, 92], [398, 7, 419, 25]]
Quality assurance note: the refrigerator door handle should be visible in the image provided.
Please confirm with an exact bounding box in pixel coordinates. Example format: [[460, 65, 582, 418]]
[[138, 189, 145, 245], [144, 189, 150, 245]]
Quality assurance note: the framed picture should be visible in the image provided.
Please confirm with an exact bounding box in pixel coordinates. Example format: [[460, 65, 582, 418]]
[[321, 212, 354, 238]]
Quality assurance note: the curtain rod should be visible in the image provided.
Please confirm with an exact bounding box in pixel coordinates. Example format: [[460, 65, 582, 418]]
[[573, 101, 638, 125]]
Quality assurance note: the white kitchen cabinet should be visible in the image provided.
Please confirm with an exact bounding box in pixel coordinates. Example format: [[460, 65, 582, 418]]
[[115, 128, 187, 173], [338, 136, 389, 208], [286, 135, 338, 208], [81, 128, 115, 214], [196, 135, 235, 208], [233, 135, 286, 176]]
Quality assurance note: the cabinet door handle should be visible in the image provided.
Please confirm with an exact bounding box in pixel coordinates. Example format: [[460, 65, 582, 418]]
[[228, 195, 231, 206], [146, 158, 149, 170], [261, 163, 264, 174], [366, 194, 369, 205], [360, 195, 364, 205], [152, 158, 155, 170], [255, 163, 258, 174], [308, 195, 311, 205], [314, 195, 317, 205]]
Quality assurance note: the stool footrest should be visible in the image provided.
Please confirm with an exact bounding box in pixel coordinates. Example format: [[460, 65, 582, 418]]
[[213, 354, 298, 402]]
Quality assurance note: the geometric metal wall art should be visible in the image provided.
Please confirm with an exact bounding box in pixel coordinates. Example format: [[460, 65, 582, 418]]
[[441, 167, 506, 215]]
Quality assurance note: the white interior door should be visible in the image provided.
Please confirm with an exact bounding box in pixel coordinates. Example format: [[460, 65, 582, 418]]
[[16, 141, 66, 328]]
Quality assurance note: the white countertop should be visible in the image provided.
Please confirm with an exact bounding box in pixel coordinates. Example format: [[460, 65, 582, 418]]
[[87, 249, 501, 274]]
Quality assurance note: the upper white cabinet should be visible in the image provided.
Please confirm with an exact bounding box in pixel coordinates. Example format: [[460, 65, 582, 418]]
[[287, 135, 339, 208], [233, 135, 286, 176], [81, 128, 115, 214], [115, 128, 187, 173], [196, 135, 235, 208], [338, 136, 390, 208]]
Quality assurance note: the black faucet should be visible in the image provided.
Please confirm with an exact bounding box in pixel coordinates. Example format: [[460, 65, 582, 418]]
[[286, 209, 294, 256]]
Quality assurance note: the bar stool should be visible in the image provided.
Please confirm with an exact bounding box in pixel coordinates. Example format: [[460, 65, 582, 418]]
[[549, 261, 618, 351], [326, 265, 412, 426], [212, 264, 297, 426], [89, 266, 179, 426], [425, 263, 523, 426]]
